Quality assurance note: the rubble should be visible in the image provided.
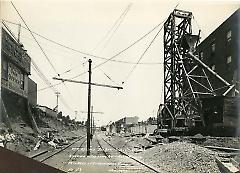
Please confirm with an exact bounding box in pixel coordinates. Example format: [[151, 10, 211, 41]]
[[33, 141, 41, 151], [0, 113, 84, 156], [137, 141, 219, 173], [48, 140, 57, 148]]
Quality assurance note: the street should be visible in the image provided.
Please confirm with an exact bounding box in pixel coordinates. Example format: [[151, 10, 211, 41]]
[[39, 132, 157, 173]]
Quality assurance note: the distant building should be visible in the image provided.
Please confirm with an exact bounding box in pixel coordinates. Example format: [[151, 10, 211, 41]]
[[1, 27, 37, 119], [195, 8, 240, 93], [115, 116, 139, 133]]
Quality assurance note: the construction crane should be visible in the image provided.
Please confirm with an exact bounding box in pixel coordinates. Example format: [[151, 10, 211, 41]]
[[158, 9, 238, 135]]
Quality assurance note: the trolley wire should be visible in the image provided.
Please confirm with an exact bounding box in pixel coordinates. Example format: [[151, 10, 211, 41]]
[[28, 17, 165, 92], [122, 20, 165, 84], [100, 3, 132, 53], [10, 2, 75, 112], [2, 19, 162, 65], [98, 67, 121, 87], [93, 3, 132, 52], [69, 18, 166, 80], [8, 3, 166, 93], [10, 2, 59, 76]]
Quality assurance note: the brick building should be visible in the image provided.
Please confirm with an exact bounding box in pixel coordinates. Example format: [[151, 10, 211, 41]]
[[196, 8, 240, 93], [194, 9, 240, 135]]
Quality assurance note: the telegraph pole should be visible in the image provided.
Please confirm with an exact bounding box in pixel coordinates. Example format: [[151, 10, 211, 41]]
[[55, 92, 60, 112], [90, 106, 93, 135], [87, 59, 92, 156], [17, 23, 21, 43], [52, 59, 123, 156]]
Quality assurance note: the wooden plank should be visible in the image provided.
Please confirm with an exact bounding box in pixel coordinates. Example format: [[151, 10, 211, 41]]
[[216, 157, 240, 173]]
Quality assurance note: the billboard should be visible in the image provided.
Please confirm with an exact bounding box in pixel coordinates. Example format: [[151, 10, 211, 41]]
[[2, 29, 31, 74], [1, 62, 28, 98]]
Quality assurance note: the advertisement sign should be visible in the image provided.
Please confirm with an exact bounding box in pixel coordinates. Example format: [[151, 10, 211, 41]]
[[8, 63, 24, 89], [1, 62, 27, 98], [2, 29, 31, 74]]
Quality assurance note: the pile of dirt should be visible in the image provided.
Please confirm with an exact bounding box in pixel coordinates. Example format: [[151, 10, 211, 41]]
[[202, 137, 240, 149], [137, 142, 219, 173]]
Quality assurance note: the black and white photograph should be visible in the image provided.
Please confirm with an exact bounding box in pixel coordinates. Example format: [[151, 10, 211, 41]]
[[0, 0, 240, 172]]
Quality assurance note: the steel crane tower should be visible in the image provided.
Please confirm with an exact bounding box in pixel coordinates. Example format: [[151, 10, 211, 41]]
[[162, 9, 236, 132]]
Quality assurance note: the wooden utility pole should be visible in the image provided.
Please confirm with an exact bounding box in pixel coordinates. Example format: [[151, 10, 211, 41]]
[[17, 23, 21, 43], [55, 92, 60, 112], [87, 59, 92, 156], [53, 59, 123, 156], [90, 106, 93, 135]]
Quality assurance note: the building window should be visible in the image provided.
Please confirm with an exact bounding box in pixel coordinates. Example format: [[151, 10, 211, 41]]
[[211, 64, 216, 71], [227, 30, 232, 42], [2, 60, 8, 80], [226, 55, 232, 64]]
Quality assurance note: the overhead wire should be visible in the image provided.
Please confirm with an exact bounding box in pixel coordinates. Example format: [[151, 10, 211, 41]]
[[122, 21, 165, 84], [98, 67, 121, 87], [10, 2, 75, 99], [92, 3, 132, 52], [100, 3, 132, 53], [31, 60, 75, 111], [91, 4, 133, 87], [55, 60, 88, 77], [10, 2, 59, 76], [29, 16, 166, 92], [10, 2, 75, 112], [2, 19, 162, 65], [69, 18, 167, 81]]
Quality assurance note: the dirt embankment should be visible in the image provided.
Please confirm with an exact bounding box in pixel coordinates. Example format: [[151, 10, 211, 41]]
[[0, 115, 85, 156]]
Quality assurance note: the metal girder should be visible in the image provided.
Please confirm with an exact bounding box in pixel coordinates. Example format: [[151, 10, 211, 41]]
[[162, 9, 234, 130], [163, 9, 195, 129]]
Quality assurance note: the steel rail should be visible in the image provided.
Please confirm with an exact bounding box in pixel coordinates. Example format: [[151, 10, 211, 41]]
[[58, 137, 87, 170], [32, 135, 86, 162], [99, 136, 161, 173]]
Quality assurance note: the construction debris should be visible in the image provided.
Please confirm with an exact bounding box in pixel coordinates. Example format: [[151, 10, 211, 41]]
[[137, 141, 219, 173]]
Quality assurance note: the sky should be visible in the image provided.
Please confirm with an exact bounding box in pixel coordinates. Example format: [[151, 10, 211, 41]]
[[1, 0, 240, 126]]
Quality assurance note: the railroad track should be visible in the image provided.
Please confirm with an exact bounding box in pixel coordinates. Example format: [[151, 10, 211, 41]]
[[32, 135, 86, 163], [58, 137, 87, 170], [96, 134, 161, 173]]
